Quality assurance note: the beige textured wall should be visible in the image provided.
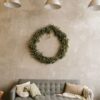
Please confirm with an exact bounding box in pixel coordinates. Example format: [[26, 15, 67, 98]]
[[0, 0, 100, 99]]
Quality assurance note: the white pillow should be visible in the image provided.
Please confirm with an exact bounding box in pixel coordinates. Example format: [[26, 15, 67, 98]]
[[16, 81, 30, 98], [26, 83, 41, 97]]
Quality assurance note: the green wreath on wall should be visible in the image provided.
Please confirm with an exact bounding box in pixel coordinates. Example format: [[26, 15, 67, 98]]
[[28, 25, 69, 64]]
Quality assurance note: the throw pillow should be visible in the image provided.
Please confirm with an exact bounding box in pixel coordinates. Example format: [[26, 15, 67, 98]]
[[16, 81, 30, 98], [26, 83, 41, 97], [64, 83, 83, 96]]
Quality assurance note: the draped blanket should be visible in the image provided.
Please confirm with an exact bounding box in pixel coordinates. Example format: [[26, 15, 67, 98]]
[[82, 86, 94, 100], [56, 86, 94, 100]]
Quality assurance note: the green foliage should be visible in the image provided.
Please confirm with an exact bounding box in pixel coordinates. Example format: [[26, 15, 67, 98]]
[[28, 25, 69, 64]]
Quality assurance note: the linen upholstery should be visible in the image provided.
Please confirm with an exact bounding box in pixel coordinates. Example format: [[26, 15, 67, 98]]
[[18, 79, 80, 95], [35, 95, 81, 100], [15, 97, 33, 100], [10, 79, 80, 100], [15, 95, 81, 100]]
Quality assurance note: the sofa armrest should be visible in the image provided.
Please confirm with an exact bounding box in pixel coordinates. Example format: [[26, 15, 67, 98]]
[[88, 92, 94, 100], [82, 86, 94, 100], [10, 86, 16, 100]]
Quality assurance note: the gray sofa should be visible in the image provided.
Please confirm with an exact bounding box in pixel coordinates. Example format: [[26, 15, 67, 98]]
[[10, 79, 81, 100]]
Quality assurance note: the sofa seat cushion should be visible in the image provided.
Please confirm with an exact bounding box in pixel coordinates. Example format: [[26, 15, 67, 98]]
[[15, 97, 34, 100], [35, 95, 82, 100]]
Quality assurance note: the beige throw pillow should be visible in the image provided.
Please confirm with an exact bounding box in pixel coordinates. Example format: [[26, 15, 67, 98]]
[[64, 83, 83, 96], [16, 81, 30, 98], [26, 83, 41, 98]]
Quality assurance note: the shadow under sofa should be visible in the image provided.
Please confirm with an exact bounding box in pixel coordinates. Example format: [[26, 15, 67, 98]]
[[10, 79, 81, 100]]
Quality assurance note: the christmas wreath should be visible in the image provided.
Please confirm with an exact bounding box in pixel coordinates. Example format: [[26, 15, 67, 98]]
[[28, 25, 69, 64]]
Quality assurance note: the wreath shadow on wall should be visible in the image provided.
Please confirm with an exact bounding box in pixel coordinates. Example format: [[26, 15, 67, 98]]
[[28, 25, 69, 64]]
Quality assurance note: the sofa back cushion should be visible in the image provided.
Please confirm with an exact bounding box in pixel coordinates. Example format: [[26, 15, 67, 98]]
[[18, 79, 80, 95]]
